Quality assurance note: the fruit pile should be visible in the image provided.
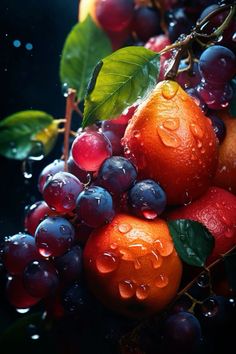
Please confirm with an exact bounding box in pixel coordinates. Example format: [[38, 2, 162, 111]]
[[1, 0, 236, 353]]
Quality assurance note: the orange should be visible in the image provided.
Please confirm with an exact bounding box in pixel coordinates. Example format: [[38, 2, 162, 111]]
[[83, 214, 182, 318], [213, 111, 236, 195], [123, 80, 218, 205], [167, 187, 236, 264]]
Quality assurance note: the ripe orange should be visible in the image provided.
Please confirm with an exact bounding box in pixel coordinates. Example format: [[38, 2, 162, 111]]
[[213, 111, 236, 195], [167, 187, 236, 264], [83, 214, 182, 318], [123, 80, 218, 205]]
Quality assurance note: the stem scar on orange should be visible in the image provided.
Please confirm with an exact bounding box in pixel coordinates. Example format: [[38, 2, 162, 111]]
[[83, 214, 182, 318], [123, 80, 219, 205]]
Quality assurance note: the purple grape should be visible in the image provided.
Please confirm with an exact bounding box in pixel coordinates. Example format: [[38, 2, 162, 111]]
[[35, 217, 75, 257], [43, 171, 84, 214], [24, 201, 53, 236], [164, 312, 202, 353], [76, 186, 115, 228], [3, 233, 41, 275], [67, 156, 90, 184], [165, 7, 194, 42], [132, 6, 162, 42], [197, 80, 233, 110], [24, 260, 59, 298], [97, 156, 137, 197], [38, 159, 65, 194], [128, 179, 167, 219], [186, 87, 208, 112], [54, 245, 82, 285], [199, 45, 236, 85], [207, 113, 226, 143], [176, 61, 201, 89]]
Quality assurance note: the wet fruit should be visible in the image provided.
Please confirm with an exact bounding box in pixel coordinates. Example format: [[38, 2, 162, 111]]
[[123, 80, 218, 205], [213, 111, 236, 195], [167, 187, 236, 263], [83, 213, 182, 318]]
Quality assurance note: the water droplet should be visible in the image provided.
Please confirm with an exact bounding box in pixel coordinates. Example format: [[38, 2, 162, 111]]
[[62, 83, 69, 97], [22, 159, 33, 179], [162, 81, 179, 99], [157, 125, 181, 148], [25, 43, 33, 51], [60, 225, 71, 235], [133, 130, 140, 138], [96, 252, 119, 274], [201, 298, 219, 317], [16, 308, 30, 314], [110, 243, 118, 250], [154, 239, 174, 257], [155, 274, 169, 288], [62, 195, 75, 209], [151, 250, 163, 268], [142, 209, 157, 220], [190, 123, 204, 139], [118, 223, 132, 233], [134, 258, 141, 270], [118, 280, 136, 299], [201, 148, 206, 154], [124, 147, 130, 155], [197, 273, 210, 288], [28, 324, 40, 340], [163, 118, 180, 131], [38, 243, 52, 257], [13, 39, 21, 48], [136, 284, 149, 300]]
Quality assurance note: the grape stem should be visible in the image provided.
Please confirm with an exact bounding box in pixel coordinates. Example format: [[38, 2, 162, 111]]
[[63, 89, 77, 172], [161, 3, 236, 80]]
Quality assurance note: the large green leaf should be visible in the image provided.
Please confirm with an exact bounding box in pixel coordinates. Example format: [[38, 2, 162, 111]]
[[168, 219, 215, 267], [82, 46, 160, 128], [0, 110, 55, 160], [60, 15, 112, 101]]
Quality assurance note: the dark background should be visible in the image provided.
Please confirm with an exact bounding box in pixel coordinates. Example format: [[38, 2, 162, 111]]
[[0, 0, 78, 236]]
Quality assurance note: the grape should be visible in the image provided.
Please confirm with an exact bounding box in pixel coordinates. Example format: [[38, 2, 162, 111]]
[[71, 131, 112, 172], [76, 186, 114, 228], [6, 275, 40, 309], [24, 260, 59, 298], [128, 179, 167, 219], [102, 130, 124, 156], [24, 201, 53, 236], [43, 171, 83, 214], [145, 34, 171, 57], [199, 45, 236, 85], [163, 312, 202, 353], [198, 4, 228, 35], [176, 61, 201, 89], [97, 156, 137, 197], [38, 159, 65, 194], [3, 233, 41, 275], [165, 7, 194, 42], [95, 0, 135, 32], [197, 80, 233, 110], [35, 217, 75, 257], [218, 19, 236, 53], [207, 113, 226, 144], [54, 245, 82, 285], [67, 156, 90, 184], [132, 6, 161, 42]]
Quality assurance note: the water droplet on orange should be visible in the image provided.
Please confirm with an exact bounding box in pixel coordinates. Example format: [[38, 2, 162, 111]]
[[151, 250, 163, 268], [162, 81, 179, 99], [201, 148, 206, 154], [136, 284, 149, 300], [96, 252, 119, 274], [197, 140, 203, 148], [134, 258, 141, 270], [155, 274, 169, 288], [190, 123, 204, 139], [157, 126, 181, 148], [163, 118, 180, 131], [118, 223, 132, 233], [133, 130, 140, 138], [142, 209, 158, 220], [154, 239, 174, 257], [118, 280, 136, 299], [110, 243, 118, 250]]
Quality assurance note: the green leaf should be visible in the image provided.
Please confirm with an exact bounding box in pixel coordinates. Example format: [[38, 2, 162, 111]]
[[0, 110, 56, 160], [60, 15, 112, 101], [83, 46, 160, 128], [224, 252, 236, 291], [229, 78, 236, 116], [168, 219, 215, 267]]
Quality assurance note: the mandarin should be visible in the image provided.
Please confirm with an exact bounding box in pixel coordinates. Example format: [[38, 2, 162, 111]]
[[83, 213, 182, 318], [123, 80, 218, 205]]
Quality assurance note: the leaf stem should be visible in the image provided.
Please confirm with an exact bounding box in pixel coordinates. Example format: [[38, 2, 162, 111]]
[[63, 89, 77, 171]]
